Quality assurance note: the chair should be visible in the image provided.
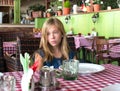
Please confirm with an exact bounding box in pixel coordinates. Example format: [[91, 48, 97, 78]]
[[67, 37, 80, 60], [95, 38, 120, 65], [85, 36, 105, 63], [109, 37, 120, 39], [0, 37, 5, 72], [4, 37, 40, 71], [95, 38, 110, 64]]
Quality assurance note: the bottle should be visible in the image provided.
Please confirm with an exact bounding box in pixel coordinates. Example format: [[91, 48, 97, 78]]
[[73, 4, 78, 14]]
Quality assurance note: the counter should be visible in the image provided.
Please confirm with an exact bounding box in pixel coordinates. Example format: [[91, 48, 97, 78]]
[[0, 24, 34, 32], [0, 24, 34, 28]]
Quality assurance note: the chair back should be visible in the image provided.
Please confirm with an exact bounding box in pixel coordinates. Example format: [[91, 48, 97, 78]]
[[16, 37, 40, 70], [17, 37, 40, 55], [67, 37, 77, 52], [95, 38, 110, 64], [109, 37, 120, 39], [0, 37, 4, 72], [67, 37, 80, 59], [96, 38, 109, 53], [5, 37, 40, 71], [92, 36, 105, 50]]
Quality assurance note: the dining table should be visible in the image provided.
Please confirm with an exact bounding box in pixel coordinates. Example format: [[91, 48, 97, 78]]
[[3, 41, 17, 55], [109, 39, 120, 53], [73, 35, 93, 62], [3, 35, 93, 63], [3, 64, 120, 91]]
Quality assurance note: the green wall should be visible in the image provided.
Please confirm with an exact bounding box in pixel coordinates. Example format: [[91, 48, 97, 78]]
[[35, 18, 46, 28], [35, 10, 120, 38], [14, 0, 21, 24]]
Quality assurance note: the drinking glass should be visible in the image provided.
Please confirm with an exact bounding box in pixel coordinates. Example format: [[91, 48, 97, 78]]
[[62, 59, 79, 80], [0, 75, 16, 91]]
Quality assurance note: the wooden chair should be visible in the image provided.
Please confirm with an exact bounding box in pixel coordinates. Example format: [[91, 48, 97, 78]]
[[0, 37, 5, 72], [95, 38, 110, 64], [4, 37, 40, 72], [85, 36, 105, 63], [109, 37, 120, 39], [67, 37, 80, 60], [95, 38, 120, 65]]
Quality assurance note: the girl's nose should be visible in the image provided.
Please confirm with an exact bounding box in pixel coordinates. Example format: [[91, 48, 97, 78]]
[[51, 33, 55, 38]]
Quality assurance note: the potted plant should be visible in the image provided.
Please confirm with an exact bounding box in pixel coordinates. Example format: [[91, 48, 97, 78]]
[[29, 4, 45, 18], [93, 0, 101, 12], [57, 6, 62, 16], [63, 0, 71, 15], [46, 8, 52, 17], [85, 0, 93, 12], [56, 0, 63, 16], [101, 0, 118, 10]]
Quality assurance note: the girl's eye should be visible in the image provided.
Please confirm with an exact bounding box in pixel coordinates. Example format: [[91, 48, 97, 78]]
[[53, 31, 59, 34]]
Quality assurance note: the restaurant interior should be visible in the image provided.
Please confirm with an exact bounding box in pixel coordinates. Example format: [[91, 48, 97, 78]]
[[0, 0, 120, 91]]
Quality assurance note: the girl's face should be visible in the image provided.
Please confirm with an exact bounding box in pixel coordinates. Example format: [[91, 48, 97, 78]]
[[47, 25, 62, 48]]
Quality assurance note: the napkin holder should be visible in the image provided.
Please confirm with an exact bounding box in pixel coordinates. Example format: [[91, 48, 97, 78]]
[[39, 66, 57, 91]]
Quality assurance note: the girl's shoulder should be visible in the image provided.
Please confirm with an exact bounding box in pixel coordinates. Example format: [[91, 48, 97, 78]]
[[35, 48, 44, 57]]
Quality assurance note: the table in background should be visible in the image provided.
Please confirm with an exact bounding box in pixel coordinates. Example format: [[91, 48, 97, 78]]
[[109, 39, 120, 53], [3, 64, 120, 91], [74, 35, 93, 62], [3, 41, 17, 55]]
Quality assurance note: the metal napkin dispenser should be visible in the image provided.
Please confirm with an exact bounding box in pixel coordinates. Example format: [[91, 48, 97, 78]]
[[39, 66, 57, 91]]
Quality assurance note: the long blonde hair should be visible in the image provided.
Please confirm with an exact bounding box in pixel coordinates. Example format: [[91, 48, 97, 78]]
[[40, 17, 69, 61]]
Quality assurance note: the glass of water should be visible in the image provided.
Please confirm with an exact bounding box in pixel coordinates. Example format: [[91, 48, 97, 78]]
[[62, 59, 79, 80]]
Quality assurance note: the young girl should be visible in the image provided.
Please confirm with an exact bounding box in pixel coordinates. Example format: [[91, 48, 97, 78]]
[[33, 17, 76, 70]]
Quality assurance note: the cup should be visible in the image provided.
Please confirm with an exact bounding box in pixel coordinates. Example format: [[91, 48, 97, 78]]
[[62, 59, 79, 80], [0, 75, 16, 91]]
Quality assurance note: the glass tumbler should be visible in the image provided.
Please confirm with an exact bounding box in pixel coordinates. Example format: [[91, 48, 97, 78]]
[[0, 75, 16, 91], [62, 59, 79, 80]]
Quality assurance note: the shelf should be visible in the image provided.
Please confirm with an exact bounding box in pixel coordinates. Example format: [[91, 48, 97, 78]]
[[0, 5, 14, 7]]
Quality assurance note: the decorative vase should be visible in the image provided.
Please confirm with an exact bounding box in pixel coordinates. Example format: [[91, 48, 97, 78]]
[[93, 4, 100, 12], [86, 6, 93, 12]]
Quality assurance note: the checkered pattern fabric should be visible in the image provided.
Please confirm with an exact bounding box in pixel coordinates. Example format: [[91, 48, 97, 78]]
[[3, 42, 17, 54], [3, 64, 120, 91], [4, 37, 40, 71]]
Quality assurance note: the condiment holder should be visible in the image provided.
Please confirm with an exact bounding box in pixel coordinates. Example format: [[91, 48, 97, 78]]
[[39, 66, 56, 91]]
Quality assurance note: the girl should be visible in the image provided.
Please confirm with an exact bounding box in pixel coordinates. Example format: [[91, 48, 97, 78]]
[[33, 17, 76, 70]]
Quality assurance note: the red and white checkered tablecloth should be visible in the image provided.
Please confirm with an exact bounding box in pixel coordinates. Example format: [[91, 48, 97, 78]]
[[109, 39, 120, 53], [3, 41, 17, 54], [74, 36, 92, 49], [3, 64, 120, 91]]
